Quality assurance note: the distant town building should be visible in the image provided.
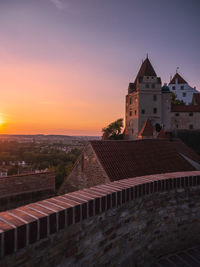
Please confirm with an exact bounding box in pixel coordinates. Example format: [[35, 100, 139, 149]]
[[0, 168, 8, 177], [168, 72, 198, 104]]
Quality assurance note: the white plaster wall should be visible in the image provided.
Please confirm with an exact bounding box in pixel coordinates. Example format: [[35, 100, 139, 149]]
[[168, 83, 198, 105]]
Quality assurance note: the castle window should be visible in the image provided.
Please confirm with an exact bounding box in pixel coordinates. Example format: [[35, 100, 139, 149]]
[[135, 110, 137, 115], [175, 113, 179, 116], [189, 112, 193, 116], [153, 108, 157, 114], [129, 110, 132, 116], [183, 92, 186, 97], [153, 95, 157, 101], [189, 124, 193, 129], [130, 97, 132, 104], [146, 83, 149, 88], [152, 84, 155, 89], [181, 86, 184, 90], [172, 86, 176, 90], [142, 109, 145, 114]]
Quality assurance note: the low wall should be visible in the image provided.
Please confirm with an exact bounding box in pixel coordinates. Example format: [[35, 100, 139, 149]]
[[0, 172, 55, 211], [0, 171, 200, 266]]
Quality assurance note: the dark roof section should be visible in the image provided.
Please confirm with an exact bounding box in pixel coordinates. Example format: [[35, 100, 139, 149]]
[[135, 57, 157, 81], [157, 128, 170, 139], [171, 104, 200, 112], [169, 73, 187, 84], [90, 139, 200, 181], [128, 82, 136, 94], [138, 119, 154, 138], [192, 93, 200, 105]]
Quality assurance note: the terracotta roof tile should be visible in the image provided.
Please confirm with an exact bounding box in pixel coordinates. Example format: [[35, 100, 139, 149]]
[[157, 128, 170, 139], [192, 93, 200, 105], [90, 139, 200, 181], [171, 104, 200, 112], [169, 73, 187, 84], [138, 118, 154, 138], [135, 58, 157, 81]]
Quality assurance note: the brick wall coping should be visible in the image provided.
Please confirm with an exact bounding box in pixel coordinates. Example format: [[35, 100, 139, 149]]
[[0, 170, 200, 258]]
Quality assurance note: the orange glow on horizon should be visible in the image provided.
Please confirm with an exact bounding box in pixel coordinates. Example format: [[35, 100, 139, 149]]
[[0, 58, 124, 136]]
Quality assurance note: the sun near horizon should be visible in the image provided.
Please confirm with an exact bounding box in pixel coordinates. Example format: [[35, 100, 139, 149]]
[[0, 0, 199, 136]]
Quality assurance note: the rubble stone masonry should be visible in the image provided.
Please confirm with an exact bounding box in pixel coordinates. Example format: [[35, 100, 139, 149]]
[[0, 171, 200, 266]]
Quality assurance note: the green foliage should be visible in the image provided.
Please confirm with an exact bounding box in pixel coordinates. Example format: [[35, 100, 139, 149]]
[[102, 118, 124, 140], [0, 142, 82, 189], [171, 92, 186, 105], [55, 162, 73, 189]]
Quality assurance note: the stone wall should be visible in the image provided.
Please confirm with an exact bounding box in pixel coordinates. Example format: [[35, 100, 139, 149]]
[[0, 171, 200, 267], [58, 144, 110, 194], [0, 172, 55, 211], [171, 111, 200, 130]]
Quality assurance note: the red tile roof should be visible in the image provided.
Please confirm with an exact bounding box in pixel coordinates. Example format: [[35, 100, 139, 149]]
[[90, 139, 200, 181], [169, 73, 187, 84], [135, 58, 157, 81], [157, 128, 169, 139], [0, 172, 55, 199], [138, 118, 154, 138], [171, 104, 200, 112], [192, 93, 200, 105]]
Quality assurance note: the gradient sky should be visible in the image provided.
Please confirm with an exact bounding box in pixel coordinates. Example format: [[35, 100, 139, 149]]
[[0, 0, 199, 135]]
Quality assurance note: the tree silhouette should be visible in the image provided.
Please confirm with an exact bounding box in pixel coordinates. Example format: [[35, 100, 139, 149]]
[[102, 118, 124, 140]]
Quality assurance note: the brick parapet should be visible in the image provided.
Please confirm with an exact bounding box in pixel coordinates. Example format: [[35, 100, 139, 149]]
[[0, 170, 200, 261]]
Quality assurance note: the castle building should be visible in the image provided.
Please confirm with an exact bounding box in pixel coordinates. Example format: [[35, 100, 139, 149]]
[[125, 57, 171, 140], [168, 72, 198, 104], [124, 57, 200, 139]]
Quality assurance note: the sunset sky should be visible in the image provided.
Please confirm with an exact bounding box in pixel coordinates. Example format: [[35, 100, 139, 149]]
[[0, 0, 199, 135]]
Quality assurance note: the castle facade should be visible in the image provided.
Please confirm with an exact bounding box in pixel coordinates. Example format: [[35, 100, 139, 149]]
[[124, 57, 200, 140]]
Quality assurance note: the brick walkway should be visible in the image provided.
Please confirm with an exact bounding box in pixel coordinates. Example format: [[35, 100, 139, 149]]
[[150, 246, 200, 267]]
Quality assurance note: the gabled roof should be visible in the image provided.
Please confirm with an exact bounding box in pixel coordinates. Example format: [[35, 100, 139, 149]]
[[90, 139, 200, 181], [157, 128, 169, 139], [169, 73, 187, 84], [135, 58, 157, 82], [138, 118, 154, 138]]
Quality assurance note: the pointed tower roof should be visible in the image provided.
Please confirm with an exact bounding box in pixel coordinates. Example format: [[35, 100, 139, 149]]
[[157, 128, 169, 139], [169, 73, 187, 84], [135, 57, 157, 81], [138, 118, 154, 139]]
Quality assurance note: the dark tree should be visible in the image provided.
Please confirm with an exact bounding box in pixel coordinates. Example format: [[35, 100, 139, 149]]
[[102, 118, 124, 140]]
